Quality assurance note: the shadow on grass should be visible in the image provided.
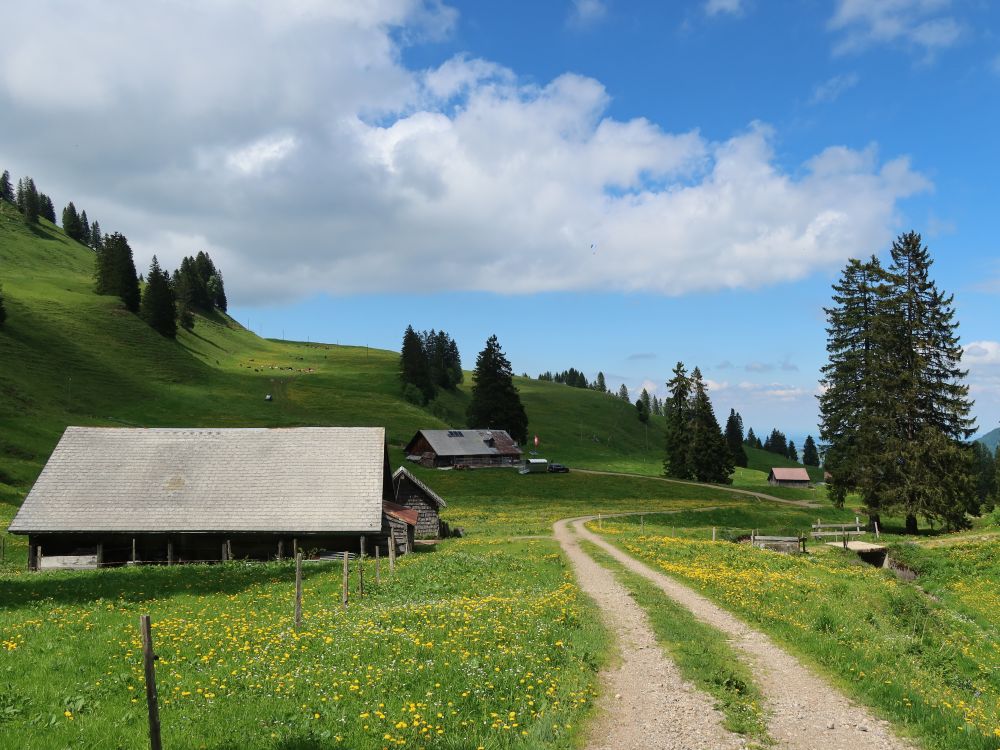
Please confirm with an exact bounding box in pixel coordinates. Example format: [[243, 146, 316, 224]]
[[0, 560, 334, 610]]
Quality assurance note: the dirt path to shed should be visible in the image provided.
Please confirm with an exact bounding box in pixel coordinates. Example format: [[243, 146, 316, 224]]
[[562, 515, 917, 750], [553, 517, 747, 750], [570, 468, 822, 508]]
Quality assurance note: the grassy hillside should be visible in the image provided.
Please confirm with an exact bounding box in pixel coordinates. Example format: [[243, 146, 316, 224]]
[[0, 205, 667, 530]]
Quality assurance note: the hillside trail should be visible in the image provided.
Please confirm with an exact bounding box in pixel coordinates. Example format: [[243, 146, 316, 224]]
[[556, 514, 917, 750], [571, 468, 822, 509]]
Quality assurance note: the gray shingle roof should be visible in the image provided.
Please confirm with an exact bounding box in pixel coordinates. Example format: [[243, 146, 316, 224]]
[[8, 427, 389, 534], [407, 429, 521, 458]]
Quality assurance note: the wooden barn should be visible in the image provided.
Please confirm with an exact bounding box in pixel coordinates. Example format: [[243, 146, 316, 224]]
[[767, 467, 811, 487], [8, 426, 415, 570], [393, 466, 447, 538], [404, 429, 522, 468]]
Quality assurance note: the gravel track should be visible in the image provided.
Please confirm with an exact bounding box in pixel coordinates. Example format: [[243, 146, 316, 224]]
[[564, 515, 917, 750], [553, 517, 749, 750]]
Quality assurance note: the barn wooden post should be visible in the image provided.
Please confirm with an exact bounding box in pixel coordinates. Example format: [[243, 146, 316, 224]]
[[375, 546, 381, 585], [139, 615, 163, 750], [220, 541, 228, 562], [37, 544, 43, 571], [227, 539, 233, 561], [277, 539, 284, 561], [293, 537, 298, 557], [294, 553, 303, 630], [132, 537, 138, 564], [358, 537, 365, 598], [341, 551, 349, 608], [166, 540, 173, 566], [28, 541, 37, 571]]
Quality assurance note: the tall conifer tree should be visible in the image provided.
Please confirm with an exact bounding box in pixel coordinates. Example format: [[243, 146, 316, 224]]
[[0, 171, 13, 204], [688, 368, 733, 483], [140, 256, 177, 338], [802, 435, 820, 467], [724, 409, 748, 467], [466, 335, 528, 443], [400, 325, 434, 403], [663, 361, 693, 479]]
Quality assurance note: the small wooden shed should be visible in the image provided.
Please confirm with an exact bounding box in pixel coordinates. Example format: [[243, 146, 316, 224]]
[[392, 467, 447, 539], [767, 467, 811, 487]]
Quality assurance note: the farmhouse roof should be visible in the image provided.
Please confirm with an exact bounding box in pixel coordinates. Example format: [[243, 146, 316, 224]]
[[8, 427, 391, 534], [382, 500, 418, 527], [768, 467, 811, 482], [405, 429, 522, 458], [392, 466, 447, 508]]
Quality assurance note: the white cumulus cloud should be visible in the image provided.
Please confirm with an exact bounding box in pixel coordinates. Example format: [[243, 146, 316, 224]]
[[829, 0, 962, 57]]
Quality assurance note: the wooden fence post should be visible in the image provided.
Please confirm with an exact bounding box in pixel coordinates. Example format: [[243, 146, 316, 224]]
[[342, 551, 349, 608], [873, 521, 880, 539], [712, 527, 717, 541], [388, 534, 396, 572], [139, 615, 163, 750], [358, 537, 365, 598], [294, 552, 303, 629], [640, 515, 644, 533], [375, 546, 381, 585], [598, 513, 602, 530]]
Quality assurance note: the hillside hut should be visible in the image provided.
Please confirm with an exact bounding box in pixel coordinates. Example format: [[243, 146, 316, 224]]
[[767, 467, 811, 487], [8, 426, 409, 570], [392, 467, 447, 539], [404, 429, 522, 468]]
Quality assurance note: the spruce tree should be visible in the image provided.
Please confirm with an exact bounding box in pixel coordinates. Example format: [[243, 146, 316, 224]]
[[787, 440, 798, 462], [0, 171, 13, 204], [618, 383, 630, 402], [22, 178, 39, 224], [79, 210, 91, 246], [724, 409, 748, 468], [38, 194, 56, 223], [820, 257, 888, 512], [635, 397, 650, 424], [96, 232, 140, 312], [688, 368, 733, 483], [881, 232, 976, 531], [595, 371, 607, 393], [62, 202, 82, 239], [640, 388, 652, 416], [400, 325, 434, 403], [90, 221, 102, 251], [663, 361, 693, 479], [466, 335, 528, 443], [971, 441, 996, 513], [802, 435, 820, 467], [140, 256, 177, 338], [746, 427, 757, 447]]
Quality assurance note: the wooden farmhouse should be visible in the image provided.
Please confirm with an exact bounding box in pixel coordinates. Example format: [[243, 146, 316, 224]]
[[393, 466, 447, 538], [8, 426, 417, 570], [767, 467, 811, 487], [404, 428, 522, 468]]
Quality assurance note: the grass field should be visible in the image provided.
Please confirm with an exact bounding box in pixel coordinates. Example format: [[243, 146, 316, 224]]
[[0, 539, 609, 749], [593, 515, 1000, 749]]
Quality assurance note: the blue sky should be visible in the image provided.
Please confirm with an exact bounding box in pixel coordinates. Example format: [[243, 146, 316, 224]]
[[2, 0, 998, 440]]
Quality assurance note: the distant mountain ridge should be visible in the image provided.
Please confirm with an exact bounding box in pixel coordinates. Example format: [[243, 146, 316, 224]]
[[976, 427, 1000, 452]]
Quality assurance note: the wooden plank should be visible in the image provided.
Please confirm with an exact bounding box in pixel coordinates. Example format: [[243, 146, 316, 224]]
[[294, 553, 303, 630], [140, 615, 163, 750], [752, 535, 801, 542], [39, 555, 99, 570], [810, 530, 866, 538]]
